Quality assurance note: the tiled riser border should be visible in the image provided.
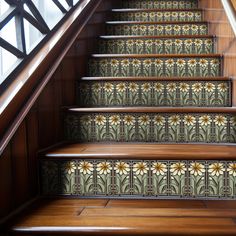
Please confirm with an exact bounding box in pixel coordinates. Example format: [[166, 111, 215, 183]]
[[120, 0, 198, 9], [88, 58, 221, 77], [78, 81, 231, 107], [98, 38, 215, 54], [106, 24, 208, 36], [65, 113, 236, 143], [112, 11, 202, 22], [41, 159, 236, 199]]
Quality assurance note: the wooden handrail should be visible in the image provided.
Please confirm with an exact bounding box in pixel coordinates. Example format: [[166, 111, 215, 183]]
[[231, 0, 236, 10], [0, 0, 103, 156]]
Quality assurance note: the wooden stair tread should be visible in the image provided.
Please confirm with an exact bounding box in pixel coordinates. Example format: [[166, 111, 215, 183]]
[[91, 53, 222, 58], [106, 21, 208, 24], [11, 199, 236, 235], [68, 107, 236, 113], [41, 143, 236, 160], [100, 35, 215, 39], [111, 8, 203, 12], [81, 76, 230, 81]]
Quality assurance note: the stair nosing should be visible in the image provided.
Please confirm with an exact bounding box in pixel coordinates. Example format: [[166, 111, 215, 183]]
[[91, 54, 223, 58], [99, 35, 215, 39], [67, 107, 236, 113], [39, 143, 236, 160], [111, 8, 203, 12], [80, 76, 230, 81], [106, 21, 208, 24]]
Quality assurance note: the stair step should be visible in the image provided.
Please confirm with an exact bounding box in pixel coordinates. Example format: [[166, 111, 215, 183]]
[[111, 9, 202, 22], [65, 108, 236, 143], [77, 80, 231, 107], [88, 55, 222, 77], [81, 76, 229, 81], [98, 36, 215, 54], [106, 21, 208, 36], [11, 199, 236, 235], [41, 143, 236, 160], [40, 143, 236, 198], [120, 0, 198, 10]]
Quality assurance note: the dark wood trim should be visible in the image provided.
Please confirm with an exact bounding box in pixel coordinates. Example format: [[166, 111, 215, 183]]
[[100, 35, 216, 39], [106, 21, 209, 25], [111, 8, 203, 12], [0, 0, 104, 156]]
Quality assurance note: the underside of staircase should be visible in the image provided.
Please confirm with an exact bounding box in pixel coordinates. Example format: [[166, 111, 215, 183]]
[[10, 0, 236, 235]]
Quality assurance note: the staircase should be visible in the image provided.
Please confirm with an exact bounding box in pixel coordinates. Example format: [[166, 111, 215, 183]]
[[10, 0, 236, 235]]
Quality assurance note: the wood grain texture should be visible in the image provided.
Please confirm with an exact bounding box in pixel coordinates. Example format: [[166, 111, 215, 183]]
[[10, 198, 236, 236], [41, 143, 236, 160]]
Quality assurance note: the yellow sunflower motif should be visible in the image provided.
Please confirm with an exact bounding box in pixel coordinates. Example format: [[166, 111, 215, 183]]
[[141, 83, 151, 92], [129, 82, 139, 92], [199, 115, 211, 126], [133, 162, 148, 176], [97, 162, 111, 175], [214, 115, 227, 126], [109, 115, 120, 126], [95, 115, 106, 126], [208, 163, 225, 177], [138, 115, 150, 126], [184, 115, 196, 126], [189, 162, 205, 176], [124, 115, 135, 126], [154, 82, 164, 92], [192, 83, 202, 93], [167, 83, 176, 92], [154, 115, 165, 125], [64, 162, 76, 175], [78, 161, 94, 175], [179, 83, 189, 92], [104, 83, 113, 93], [115, 162, 130, 175], [205, 83, 215, 93], [227, 163, 236, 177], [151, 162, 167, 175], [169, 115, 181, 126], [170, 162, 186, 176], [116, 83, 126, 93], [218, 83, 228, 92]]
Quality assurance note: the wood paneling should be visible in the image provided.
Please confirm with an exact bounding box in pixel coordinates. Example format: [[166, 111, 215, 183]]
[[199, 0, 236, 105], [0, 0, 113, 225]]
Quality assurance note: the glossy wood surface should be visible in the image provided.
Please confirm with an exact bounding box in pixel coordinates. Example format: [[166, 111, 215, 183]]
[[81, 76, 230, 81], [11, 198, 236, 236], [68, 106, 236, 113], [41, 143, 236, 160], [0, 0, 114, 224]]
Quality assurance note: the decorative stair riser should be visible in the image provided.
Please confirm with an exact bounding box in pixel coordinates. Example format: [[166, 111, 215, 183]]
[[88, 57, 221, 77], [65, 113, 236, 143], [106, 23, 208, 36], [40, 159, 236, 199], [98, 38, 215, 54], [120, 0, 198, 9], [77, 81, 231, 107], [112, 11, 202, 22]]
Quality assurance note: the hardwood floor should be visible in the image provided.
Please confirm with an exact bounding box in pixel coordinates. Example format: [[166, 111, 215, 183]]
[[10, 198, 236, 235]]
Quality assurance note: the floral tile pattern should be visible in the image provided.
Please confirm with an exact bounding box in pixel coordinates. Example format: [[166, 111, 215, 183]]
[[98, 38, 215, 54], [106, 23, 208, 36], [113, 11, 202, 22], [77, 81, 231, 107], [65, 113, 236, 143], [88, 57, 221, 77], [120, 0, 198, 9], [40, 159, 236, 199]]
